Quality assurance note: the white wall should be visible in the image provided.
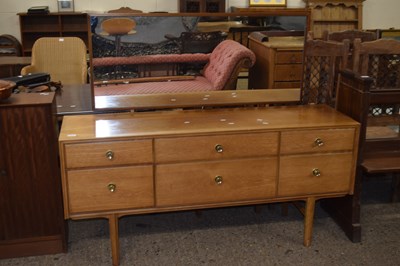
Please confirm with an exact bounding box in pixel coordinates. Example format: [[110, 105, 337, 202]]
[[0, 0, 399, 41]]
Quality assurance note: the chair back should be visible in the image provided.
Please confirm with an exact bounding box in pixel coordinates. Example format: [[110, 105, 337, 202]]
[[323, 30, 377, 69], [24, 37, 87, 85], [300, 39, 349, 106], [203, 40, 256, 90], [353, 38, 400, 89]]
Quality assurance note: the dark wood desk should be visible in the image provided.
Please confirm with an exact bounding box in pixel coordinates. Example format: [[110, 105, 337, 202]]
[[0, 56, 31, 78]]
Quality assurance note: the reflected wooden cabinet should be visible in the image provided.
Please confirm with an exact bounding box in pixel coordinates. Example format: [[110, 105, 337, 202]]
[[179, 0, 225, 12], [18, 12, 88, 56], [248, 36, 304, 89], [303, 0, 365, 39]]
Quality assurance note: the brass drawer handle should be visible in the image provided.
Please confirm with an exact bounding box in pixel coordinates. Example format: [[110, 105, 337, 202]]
[[108, 183, 116, 192], [106, 150, 114, 160], [314, 138, 324, 147], [215, 175, 223, 185], [312, 168, 321, 177], [215, 144, 223, 153]]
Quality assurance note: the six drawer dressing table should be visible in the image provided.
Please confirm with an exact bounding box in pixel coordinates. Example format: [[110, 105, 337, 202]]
[[58, 104, 360, 265]]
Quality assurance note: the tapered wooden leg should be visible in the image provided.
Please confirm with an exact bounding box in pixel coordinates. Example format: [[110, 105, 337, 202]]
[[109, 214, 120, 266], [391, 173, 400, 202], [303, 197, 316, 247]]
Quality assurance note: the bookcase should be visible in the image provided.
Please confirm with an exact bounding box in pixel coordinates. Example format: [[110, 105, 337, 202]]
[[179, 0, 225, 12], [303, 0, 365, 39], [18, 12, 89, 56]]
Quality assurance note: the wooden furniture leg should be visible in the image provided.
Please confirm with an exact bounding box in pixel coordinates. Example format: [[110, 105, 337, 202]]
[[391, 173, 400, 202], [304, 197, 316, 247], [109, 214, 120, 266]]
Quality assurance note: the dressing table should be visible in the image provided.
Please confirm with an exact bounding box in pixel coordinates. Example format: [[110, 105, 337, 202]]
[[59, 104, 359, 265], [56, 11, 360, 265]]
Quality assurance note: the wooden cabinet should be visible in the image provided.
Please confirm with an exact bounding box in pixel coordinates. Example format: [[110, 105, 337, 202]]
[[18, 12, 88, 56], [248, 36, 304, 89], [303, 0, 365, 39], [0, 93, 66, 259], [59, 105, 359, 265], [179, 0, 225, 12]]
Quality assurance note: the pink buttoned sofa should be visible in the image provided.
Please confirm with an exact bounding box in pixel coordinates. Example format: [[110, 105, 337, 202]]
[[93, 40, 256, 96]]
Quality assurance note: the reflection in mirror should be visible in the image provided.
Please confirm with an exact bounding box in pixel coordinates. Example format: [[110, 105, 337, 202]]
[[89, 12, 308, 111]]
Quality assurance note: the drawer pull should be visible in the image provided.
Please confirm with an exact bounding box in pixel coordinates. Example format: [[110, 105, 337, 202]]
[[106, 150, 114, 160], [215, 144, 224, 153], [107, 183, 116, 192], [314, 138, 324, 147], [312, 168, 321, 177], [215, 175, 223, 185]]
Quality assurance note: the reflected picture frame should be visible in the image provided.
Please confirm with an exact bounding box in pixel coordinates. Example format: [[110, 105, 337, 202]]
[[58, 0, 74, 12], [249, 0, 287, 7]]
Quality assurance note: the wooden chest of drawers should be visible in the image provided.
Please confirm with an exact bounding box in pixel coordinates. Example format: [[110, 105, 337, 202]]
[[248, 36, 304, 89], [59, 105, 359, 265]]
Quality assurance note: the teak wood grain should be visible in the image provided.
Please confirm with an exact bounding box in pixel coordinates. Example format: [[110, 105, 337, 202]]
[[58, 104, 359, 265]]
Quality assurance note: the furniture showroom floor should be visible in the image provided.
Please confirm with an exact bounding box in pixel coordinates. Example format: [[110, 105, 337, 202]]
[[1, 176, 399, 266]]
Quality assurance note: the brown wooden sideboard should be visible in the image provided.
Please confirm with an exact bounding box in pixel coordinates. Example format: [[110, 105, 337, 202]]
[[59, 104, 359, 265], [0, 92, 67, 258]]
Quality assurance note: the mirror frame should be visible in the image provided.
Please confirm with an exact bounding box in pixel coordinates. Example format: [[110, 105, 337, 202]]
[[89, 10, 311, 112]]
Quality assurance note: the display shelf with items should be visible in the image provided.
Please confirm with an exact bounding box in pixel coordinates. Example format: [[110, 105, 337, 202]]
[[18, 12, 88, 56], [303, 0, 365, 39]]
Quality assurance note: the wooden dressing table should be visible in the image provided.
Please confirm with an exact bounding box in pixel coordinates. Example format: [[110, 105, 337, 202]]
[[59, 104, 359, 265]]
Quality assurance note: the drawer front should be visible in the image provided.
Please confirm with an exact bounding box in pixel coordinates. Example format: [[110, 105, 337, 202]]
[[64, 140, 153, 168], [274, 64, 302, 81], [275, 51, 303, 64], [155, 132, 278, 163], [67, 166, 154, 213], [273, 81, 301, 89], [278, 153, 353, 196], [156, 158, 277, 207], [280, 128, 355, 154]]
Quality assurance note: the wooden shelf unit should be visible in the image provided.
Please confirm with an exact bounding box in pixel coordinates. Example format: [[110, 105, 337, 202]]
[[179, 0, 225, 12], [18, 12, 88, 56], [303, 0, 365, 39]]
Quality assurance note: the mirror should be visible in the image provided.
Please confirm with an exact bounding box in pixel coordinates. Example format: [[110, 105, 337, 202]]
[[89, 11, 309, 111]]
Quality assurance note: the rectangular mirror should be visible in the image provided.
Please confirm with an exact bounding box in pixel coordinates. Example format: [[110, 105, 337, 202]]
[[89, 10, 310, 111]]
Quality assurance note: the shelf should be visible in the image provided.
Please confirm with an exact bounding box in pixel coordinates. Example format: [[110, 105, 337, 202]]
[[18, 12, 88, 56], [304, 1, 364, 39], [313, 19, 358, 23]]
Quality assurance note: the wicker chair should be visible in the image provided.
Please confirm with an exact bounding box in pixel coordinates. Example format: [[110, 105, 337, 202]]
[[21, 37, 87, 85]]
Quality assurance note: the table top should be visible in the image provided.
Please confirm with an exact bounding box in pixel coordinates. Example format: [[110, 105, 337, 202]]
[[59, 104, 358, 141], [56, 84, 93, 116]]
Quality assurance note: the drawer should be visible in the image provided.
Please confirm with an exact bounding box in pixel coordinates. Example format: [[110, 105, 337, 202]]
[[67, 166, 154, 213], [64, 140, 153, 168], [278, 153, 354, 196], [273, 81, 301, 89], [275, 51, 303, 64], [280, 128, 356, 155], [156, 158, 277, 206], [155, 132, 278, 163], [274, 64, 302, 82]]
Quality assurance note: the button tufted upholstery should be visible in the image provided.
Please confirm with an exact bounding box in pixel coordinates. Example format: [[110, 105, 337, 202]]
[[94, 40, 256, 96]]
